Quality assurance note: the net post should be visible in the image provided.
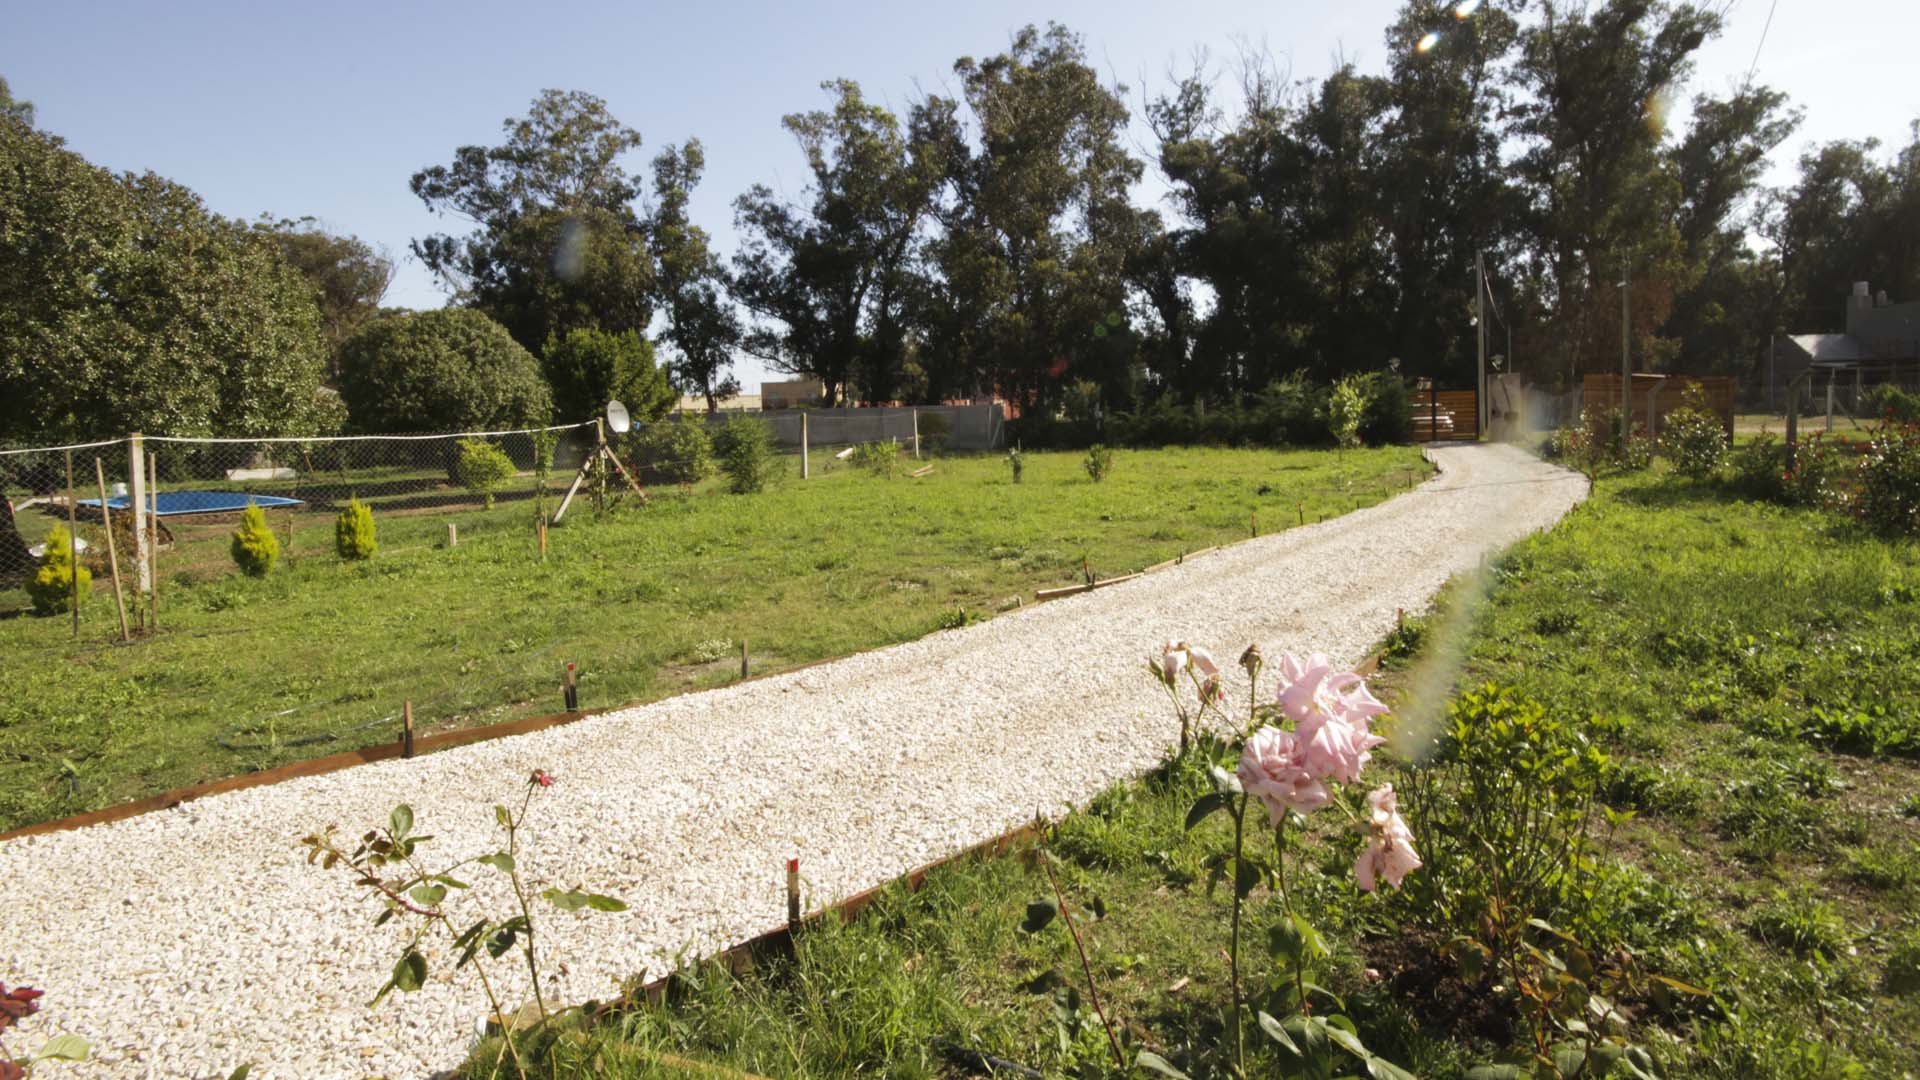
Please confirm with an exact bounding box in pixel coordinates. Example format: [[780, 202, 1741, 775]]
[[147, 451, 160, 631], [65, 450, 79, 638], [129, 434, 149, 600], [94, 457, 130, 642]]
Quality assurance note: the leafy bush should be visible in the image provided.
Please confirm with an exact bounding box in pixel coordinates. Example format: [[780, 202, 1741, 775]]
[[1325, 374, 1369, 449], [337, 309, 552, 433], [1863, 384, 1920, 424], [1659, 383, 1728, 479], [1256, 372, 1328, 445], [1724, 432, 1787, 502], [1851, 421, 1920, 535], [1888, 927, 1920, 994], [851, 440, 900, 479], [631, 415, 712, 485], [1399, 685, 1606, 963], [452, 439, 517, 508], [230, 501, 280, 577], [1782, 431, 1842, 507], [1082, 443, 1113, 482], [916, 410, 952, 454], [1007, 447, 1024, 484], [26, 523, 90, 615], [540, 327, 675, 426], [334, 498, 376, 560], [712, 414, 775, 495], [1357, 372, 1412, 445]]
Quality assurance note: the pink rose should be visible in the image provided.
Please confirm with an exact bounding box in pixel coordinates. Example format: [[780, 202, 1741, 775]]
[[1355, 784, 1421, 891], [1238, 725, 1332, 823]]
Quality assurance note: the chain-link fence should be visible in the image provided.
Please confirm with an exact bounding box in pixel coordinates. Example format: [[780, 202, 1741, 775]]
[[1, 424, 599, 608]]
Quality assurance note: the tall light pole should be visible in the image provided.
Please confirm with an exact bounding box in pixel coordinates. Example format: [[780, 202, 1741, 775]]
[[1476, 251, 1488, 436], [1619, 252, 1631, 438]]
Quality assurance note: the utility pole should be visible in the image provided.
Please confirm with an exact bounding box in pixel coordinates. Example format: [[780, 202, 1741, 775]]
[[1620, 252, 1632, 439], [1476, 251, 1487, 436]]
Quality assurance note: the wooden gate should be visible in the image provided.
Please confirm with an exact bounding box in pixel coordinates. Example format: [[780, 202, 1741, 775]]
[[1412, 386, 1479, 441]]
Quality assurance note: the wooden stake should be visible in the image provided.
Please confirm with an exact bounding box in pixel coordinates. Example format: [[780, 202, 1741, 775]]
[[1396, 607, 1405, 631], [282, 509, 295, 562], [1250, 510, 1258, 537], [65, 450, 79, 638], [402, 701, 415, 759], [147, 451, 159, 631], [446, 522, 457, 548], [740, 638, 750, 680], [786, 858, 801, 929], [94, 458, 130, 643], [563, 662, 578, 711], [129, 433, 149, 602], [1297, 503, 1304, 526], [912, 410, 921, 460], [800, 412, 810, 479], [537, 517, 548, 560]]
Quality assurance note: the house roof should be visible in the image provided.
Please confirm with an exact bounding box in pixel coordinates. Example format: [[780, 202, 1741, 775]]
[[1786, 334, 1865, 363]]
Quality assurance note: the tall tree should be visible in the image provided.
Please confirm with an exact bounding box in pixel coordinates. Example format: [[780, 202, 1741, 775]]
[[1661, 85, 1799, 374], [411, 90, 655, 354], [1506, 0, 1720, 382], [0, 115, 328, 442], [925, 24, 1143, 412], [1766, 126, 1920, 334], [731, 80, 948, 405], [0, 76, 32, 126], [254, 216, 395, 378], [649, 139, 741, 410]]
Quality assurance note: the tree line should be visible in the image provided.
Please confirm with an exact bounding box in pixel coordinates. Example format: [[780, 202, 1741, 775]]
[[4, 2, 1919, 445]]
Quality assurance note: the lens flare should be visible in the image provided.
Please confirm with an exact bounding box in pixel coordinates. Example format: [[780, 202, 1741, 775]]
[[1454, 0, 1482, 16], [1415, 31, 1441, 53], [1642, 85, 1675, 137]]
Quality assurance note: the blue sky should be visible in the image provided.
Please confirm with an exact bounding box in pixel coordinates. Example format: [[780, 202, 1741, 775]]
[[7, 0, 1917, 388]]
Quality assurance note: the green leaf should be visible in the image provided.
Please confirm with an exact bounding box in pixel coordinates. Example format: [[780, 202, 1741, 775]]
[[542, 887, 589, 912], [1234, 857, 1262, 899], [373, 949, 427, 1005], [583, 892, 628, 912], [1464, 1067, 1526, 1080], [1021, 898, 1059, 933], [389, 804, 413, 840], [226, 1067, 252, 1080], [33, 1035, 91, 1062], [1135, 1050, 1191, 1079], [1366, 1055, 1418, 1080], [478, 852, 516, 873], [408, 883, 447, 907], [1185, 791, 1231, 830], [1257, 1011, 1300, 1054], [1320, 1016, 1371, 1060], [494, 804, 512, 829], [434, 874, 471, 890], [452, 918, 490, 950]]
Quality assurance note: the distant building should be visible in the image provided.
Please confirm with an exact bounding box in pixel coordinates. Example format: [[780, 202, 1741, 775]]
[[760, 379, 824, 409], [1772, 281, 1920, 404]]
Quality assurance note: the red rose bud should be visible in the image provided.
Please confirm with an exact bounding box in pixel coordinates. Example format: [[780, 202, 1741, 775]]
[[531, 769, 554, 787]]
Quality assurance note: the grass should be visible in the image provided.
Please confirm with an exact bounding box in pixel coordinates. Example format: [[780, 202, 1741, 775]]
[[454, 460, 1920, 1079], [0, 444, 1430, 832]]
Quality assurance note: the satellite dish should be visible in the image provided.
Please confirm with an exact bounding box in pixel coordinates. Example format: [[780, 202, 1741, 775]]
[[605, 399, 631, 434]]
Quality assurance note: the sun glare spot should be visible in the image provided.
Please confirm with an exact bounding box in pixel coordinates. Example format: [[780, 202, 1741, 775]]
[[1415, 31, 1441, 53], [1454, 0, 1482, 17]]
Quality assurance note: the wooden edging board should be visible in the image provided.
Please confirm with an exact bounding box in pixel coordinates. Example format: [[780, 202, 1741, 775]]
[[0, 706, 615, 842]]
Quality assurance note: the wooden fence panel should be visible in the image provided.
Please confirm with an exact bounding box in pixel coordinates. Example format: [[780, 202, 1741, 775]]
[[1581, 375, 1735, 438], [1411, 388, 1480, 441]]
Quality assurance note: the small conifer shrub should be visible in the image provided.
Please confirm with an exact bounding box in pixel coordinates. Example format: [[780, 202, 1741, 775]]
[[27, 522, 91, 614], [453, 439, 518, 508], [335, 498, 377, 560], [231, 500, 280, 577]]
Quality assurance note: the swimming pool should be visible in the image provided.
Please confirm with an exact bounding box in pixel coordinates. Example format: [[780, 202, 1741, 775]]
[[81, 491, 306, 516]]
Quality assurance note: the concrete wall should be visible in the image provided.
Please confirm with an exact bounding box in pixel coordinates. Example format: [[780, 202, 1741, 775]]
[[697, 404, 1008, 451]]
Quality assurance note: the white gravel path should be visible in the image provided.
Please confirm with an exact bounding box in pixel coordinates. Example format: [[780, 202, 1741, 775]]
[[0, 442, 1583, 1080]]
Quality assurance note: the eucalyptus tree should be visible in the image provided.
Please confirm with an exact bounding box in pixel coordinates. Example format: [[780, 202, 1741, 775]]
[[924, 24, 1143, 413], [411, 89, 655, 355], [731, 80, 950, 406], [649, 139, 741, 410]]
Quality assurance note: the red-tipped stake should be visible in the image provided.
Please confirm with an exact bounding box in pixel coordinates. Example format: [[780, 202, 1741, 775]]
[[402, 700, 415, 759], [563, 662, 578, 712], [786, 858, 801, 929]]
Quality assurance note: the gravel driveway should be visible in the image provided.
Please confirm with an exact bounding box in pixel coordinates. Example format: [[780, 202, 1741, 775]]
[[0, 442, 1584, 1080]]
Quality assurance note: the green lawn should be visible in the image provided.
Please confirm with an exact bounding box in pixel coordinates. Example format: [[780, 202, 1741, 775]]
[[0, 444, 1429, 832], [462, 464, 1920, 1079]]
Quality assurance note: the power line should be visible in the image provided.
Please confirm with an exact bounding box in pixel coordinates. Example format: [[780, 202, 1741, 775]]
[[1745, 0, 1780, 88]]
